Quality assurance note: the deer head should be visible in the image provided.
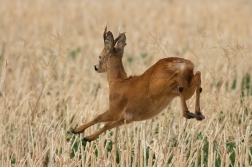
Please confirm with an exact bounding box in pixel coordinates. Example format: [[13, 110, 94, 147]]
[[94, 26, 126, 73]]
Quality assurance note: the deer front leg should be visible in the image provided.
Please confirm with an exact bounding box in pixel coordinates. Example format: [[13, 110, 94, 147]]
[[83, 118, 132, 142], [71, 110, 114, 134], [192, 71, 205, 120]]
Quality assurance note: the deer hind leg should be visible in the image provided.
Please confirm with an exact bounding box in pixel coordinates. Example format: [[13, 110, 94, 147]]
[[71, 110, 114, 134], [175, 72, 196, 119], [178, 86, 196, 119], [192, 71, 205, 121], [83, 118, 132, 142]]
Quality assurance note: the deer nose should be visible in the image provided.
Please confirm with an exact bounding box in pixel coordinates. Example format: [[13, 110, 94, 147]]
[[94, 65, 98, 71]]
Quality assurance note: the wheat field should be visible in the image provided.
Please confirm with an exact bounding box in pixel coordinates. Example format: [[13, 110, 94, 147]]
[[0, 0, 251, 166]]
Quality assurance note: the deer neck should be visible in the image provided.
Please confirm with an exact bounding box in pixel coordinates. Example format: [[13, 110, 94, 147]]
[[106, 56, 127, 85]]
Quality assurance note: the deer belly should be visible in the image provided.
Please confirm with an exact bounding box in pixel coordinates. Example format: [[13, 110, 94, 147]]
[[124, 97, 173, 121]]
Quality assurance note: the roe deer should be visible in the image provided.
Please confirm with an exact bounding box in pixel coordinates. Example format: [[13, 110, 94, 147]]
[[71, 27, 205, 142]]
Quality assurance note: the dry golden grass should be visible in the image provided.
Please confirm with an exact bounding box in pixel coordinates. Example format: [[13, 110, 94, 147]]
[[0, 0, 251, 166]]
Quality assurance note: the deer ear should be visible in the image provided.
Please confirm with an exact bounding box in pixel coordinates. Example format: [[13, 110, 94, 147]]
[[104, 31, 114, 51], [115, 33, 126, 56]]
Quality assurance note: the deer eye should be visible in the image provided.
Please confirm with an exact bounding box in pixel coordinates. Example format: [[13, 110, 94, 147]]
[[99, 56, 101, 59]]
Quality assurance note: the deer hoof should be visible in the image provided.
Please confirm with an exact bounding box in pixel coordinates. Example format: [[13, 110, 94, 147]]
[[82, 137, 92, 142], [195, 112, 205, 121], [184, 111, 195, 119], [70, 128, 79, 134]]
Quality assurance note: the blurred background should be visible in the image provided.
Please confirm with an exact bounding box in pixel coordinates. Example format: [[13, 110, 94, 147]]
[[0, 0, 251, 166]]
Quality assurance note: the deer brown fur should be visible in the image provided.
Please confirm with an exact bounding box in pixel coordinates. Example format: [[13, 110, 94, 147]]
[[71, 27, 205, 142]]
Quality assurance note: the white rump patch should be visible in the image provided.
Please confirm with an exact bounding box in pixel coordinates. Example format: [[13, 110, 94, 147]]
[[177, 62, 186, 71]]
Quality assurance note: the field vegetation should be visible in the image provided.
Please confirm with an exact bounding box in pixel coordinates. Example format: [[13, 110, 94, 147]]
[[0, 0, 251, 166]]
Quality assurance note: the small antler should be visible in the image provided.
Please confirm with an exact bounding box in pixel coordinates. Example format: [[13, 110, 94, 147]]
[[103, 26, 107, 42]]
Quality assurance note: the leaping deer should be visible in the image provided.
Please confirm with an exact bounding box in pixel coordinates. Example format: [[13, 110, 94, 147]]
[[71, 27, 205, 142]]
